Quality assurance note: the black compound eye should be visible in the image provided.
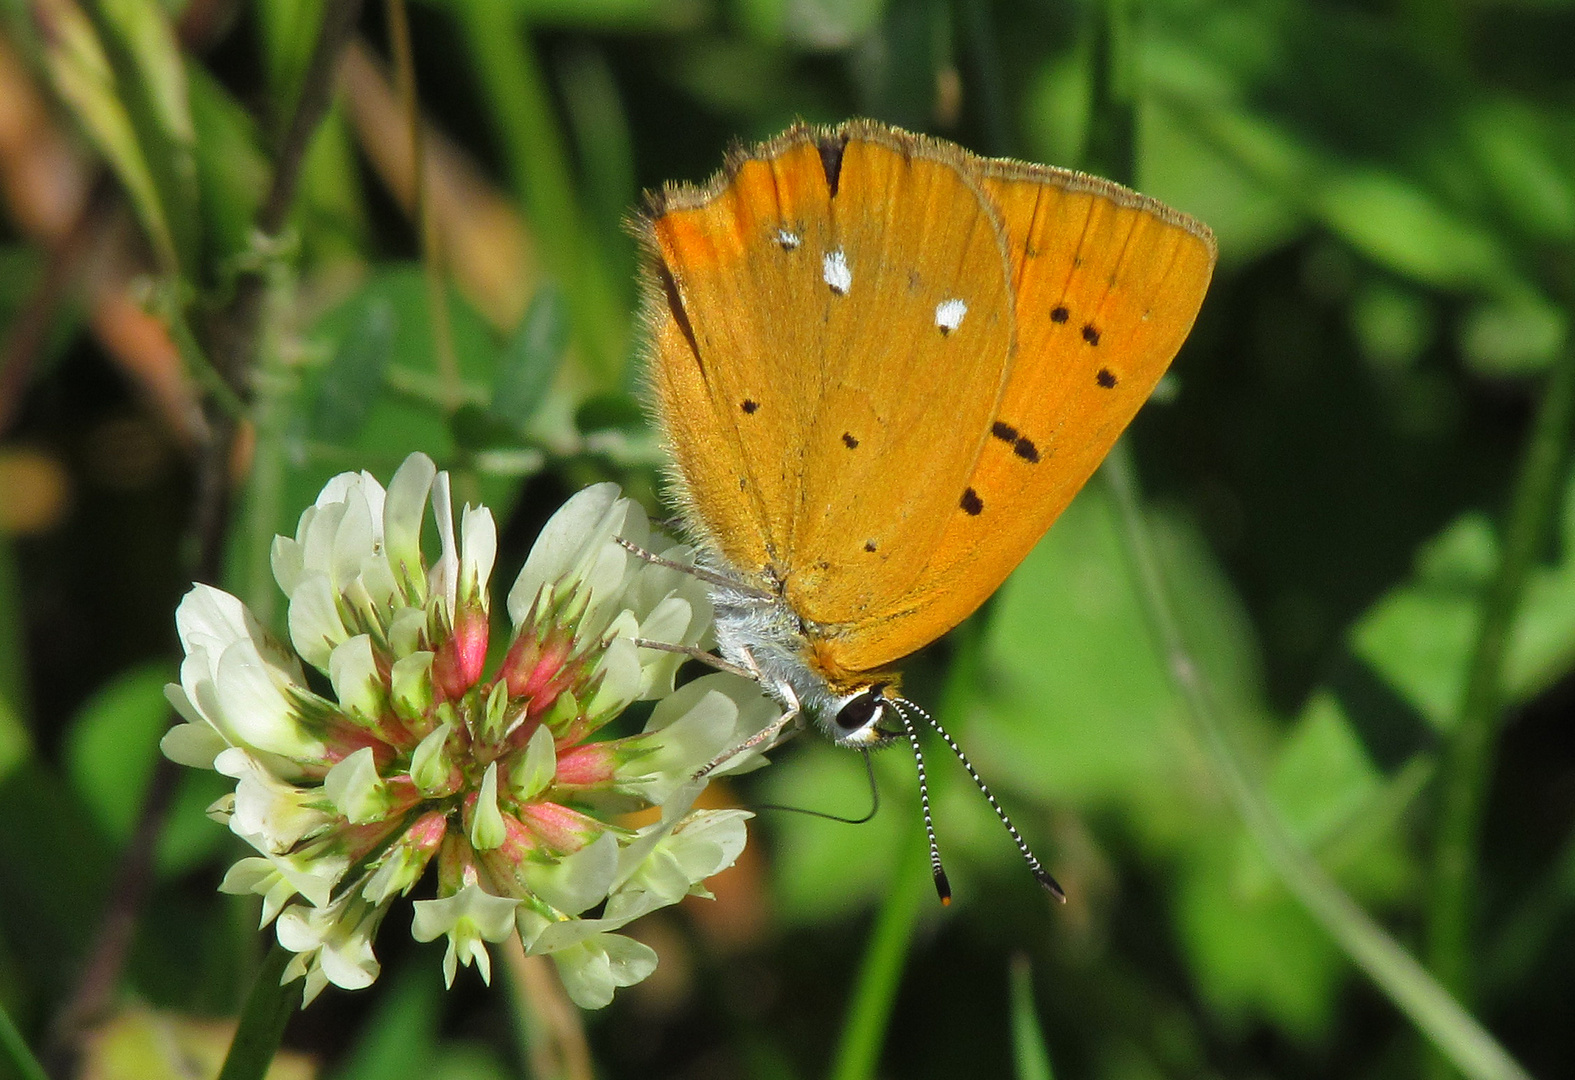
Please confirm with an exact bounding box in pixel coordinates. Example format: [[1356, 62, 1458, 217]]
[[834, 691, 882, 732]]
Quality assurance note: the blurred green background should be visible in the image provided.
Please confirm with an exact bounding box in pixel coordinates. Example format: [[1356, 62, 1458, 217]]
[[1, 0, 1573, 1078]]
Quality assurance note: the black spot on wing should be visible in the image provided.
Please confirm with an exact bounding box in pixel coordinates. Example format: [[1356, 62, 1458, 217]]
[[1013, 437, 1040, 463], [960, 488, 983, 516], [864, 540, 877, 552], [817, 132, 849, 197], [1096, 368, 1118, 388], [741, 399, 759, 413], [991, 421, 1018, 443], [1050, 306, 1069, 324], [842, 432, 859, 448], [1082, 324, 1101, 346]]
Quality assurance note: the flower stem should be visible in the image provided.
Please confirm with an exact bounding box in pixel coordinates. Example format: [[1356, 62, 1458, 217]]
[[1426, 289, 1575, 1016], [502, 933, 595, 1080], [0, 1001, 48, 1080], [216, 943, 302, 1080]]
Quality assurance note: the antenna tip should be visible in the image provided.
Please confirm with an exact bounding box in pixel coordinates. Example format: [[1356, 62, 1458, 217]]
[[1037, 869, 1067, 903], [933, 868, 952, 905]]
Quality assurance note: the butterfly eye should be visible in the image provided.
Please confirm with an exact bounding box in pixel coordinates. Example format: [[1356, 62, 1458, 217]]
[[833, 689, 884, 733]]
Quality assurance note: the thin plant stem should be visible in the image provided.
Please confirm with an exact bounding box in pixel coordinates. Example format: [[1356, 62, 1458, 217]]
[[1083, 1, 1532, 1076], [1426, 296, 1575, 1029], [501, 933, 595, 1080], [0, 1001, 48, 1080], [215, 944, 303, 1080], [1103, 442, 1531, 1080]]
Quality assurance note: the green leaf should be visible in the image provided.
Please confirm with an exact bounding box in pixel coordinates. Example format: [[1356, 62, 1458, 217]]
[[0, 535, 30, 771], [1462, 99, 1575, 244], [558, 48, 636, 289], [1459, 291, 1568, 377], [0, 695, 29, 791], [453, 0, 627, 388], [759, 742, 908, 925], [491, 284, 569, 434], [96, 0, 198, 272], [310, 296, 396, 442], [574, 391, 645, 435], [449, 404, 525, 453], [0, 762, 115, 991], [254, 0, 327, 121], [38, 0, 179, 272], [1314, 169, 1517, 292], [330, 965, 441, 1080], [975, 485, 1267, 845], [1175, 834, 1346, 1038], [186, 65, 268, 273], [61, 663, 229, 877], [1009, 957, 1055, 1080], [1353, 467, 1575, 731], [1263, 693, 1417, 904]]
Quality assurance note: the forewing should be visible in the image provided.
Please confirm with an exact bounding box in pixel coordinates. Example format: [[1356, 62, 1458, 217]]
[[819, 162, 1217, 674], [642, 123, 1016, 628]]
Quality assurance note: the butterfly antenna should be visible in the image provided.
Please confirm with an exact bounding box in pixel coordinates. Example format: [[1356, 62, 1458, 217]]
[[754, 748, 881, 824], [891, 699, 952, 905], [896, 697, 1066, 903]]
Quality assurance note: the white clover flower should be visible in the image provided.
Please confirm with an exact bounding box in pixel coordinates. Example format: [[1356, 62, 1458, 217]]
[[163, 453, 778, 1008]]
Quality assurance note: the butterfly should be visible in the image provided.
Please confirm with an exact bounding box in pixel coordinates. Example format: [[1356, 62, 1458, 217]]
[[635, 119, 1216, 900]]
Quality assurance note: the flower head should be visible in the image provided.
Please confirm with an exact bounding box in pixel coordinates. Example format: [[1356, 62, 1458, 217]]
[[164, 454, 778, 1007]]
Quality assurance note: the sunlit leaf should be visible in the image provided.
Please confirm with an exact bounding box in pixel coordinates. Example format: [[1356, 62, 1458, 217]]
[[1315, 170, 1517, 292], [1459, 291, 1568, 377]]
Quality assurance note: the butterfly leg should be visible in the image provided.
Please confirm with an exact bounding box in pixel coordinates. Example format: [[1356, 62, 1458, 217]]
[[614, 536, 774, 599], [692, 675, 802, 780], [629, 637, 757, 680]]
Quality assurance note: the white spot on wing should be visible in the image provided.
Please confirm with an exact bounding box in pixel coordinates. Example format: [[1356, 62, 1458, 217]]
[[935, 298, 967, 333], [823, 248, 852, 295], [777, 228, 801, 249]]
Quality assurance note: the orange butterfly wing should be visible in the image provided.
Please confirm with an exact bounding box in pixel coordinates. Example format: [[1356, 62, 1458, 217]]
[[817, 161, 1217, 675], [641, 123, 1016, 630]]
